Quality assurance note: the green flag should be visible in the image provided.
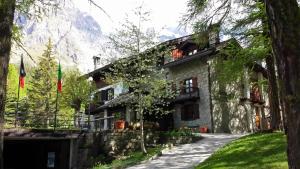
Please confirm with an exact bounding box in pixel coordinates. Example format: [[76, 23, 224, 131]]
[[57, 63, 62, 92]]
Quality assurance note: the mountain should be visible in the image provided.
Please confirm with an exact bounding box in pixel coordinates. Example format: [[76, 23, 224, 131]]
[[10, 0, 187, 73], [11, 0, 106, 73]]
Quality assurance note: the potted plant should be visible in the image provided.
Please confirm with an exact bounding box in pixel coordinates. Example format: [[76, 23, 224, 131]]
[[199, 126, 208, 133], [114, 112, 125, 129]]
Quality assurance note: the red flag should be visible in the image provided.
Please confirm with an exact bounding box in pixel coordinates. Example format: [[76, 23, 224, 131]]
[[19, 56, 26, 88]]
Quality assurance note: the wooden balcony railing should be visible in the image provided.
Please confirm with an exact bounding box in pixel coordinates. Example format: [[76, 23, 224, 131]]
[[174, 87, 200, 102]]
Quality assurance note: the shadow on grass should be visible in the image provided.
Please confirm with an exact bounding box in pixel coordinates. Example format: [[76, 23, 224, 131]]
[[196, 132, 288, 169]]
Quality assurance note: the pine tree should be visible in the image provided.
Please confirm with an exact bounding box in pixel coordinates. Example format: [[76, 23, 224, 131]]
[[5, 64, 19, 126], [27, 39, 57, 128]]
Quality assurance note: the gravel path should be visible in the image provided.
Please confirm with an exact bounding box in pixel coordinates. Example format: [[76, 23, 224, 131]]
[[127, 134, 244, 169]]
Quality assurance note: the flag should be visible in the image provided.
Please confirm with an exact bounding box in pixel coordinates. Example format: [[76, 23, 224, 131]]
[[57, 62, 62, 93], [19, 56, 26, 88]]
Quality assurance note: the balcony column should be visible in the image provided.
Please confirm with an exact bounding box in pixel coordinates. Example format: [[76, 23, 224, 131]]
[[104, 109, 108, 130]]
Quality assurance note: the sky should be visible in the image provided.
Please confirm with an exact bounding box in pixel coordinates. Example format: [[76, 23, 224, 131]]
[[73, 0, 191, 35]]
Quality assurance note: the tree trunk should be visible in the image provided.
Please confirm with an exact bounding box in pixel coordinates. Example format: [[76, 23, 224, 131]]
[[140, 109, 147, 154], [260, 4, 282, 131], [266, 54, 281, 130], [218, 83, 231, 133], [264, 0, 300, 168], [0, 1, 16, 168]]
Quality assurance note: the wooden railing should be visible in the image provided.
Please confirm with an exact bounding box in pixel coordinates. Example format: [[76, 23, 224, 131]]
[[174, 87, 200, 102]]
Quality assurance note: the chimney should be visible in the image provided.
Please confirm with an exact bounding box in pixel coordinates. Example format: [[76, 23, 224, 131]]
[[93, 55, 101, 70], [208, 24, 220, 47]]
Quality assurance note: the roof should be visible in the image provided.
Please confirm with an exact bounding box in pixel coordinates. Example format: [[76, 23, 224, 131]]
[[85, 63, 112, 78], [163, 48, 216, 68], [91, 93, 134, 113]]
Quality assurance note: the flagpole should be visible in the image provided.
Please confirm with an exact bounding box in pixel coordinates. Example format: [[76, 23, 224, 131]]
[[15, 75, 21, 128], [54, 85, 59, 131], [54, 61, 60, 131], [15, 55, 24, 127]]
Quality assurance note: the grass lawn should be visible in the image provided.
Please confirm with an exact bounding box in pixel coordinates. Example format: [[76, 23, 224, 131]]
[[93, 146, 163, 169], [196, 132, 288, 169]]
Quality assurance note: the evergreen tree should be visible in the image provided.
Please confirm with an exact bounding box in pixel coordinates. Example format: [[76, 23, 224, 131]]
[[27, 39, 57, 127], [5, 64, 18, 126]]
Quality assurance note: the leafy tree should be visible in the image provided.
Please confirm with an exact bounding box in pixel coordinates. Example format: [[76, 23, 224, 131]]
[[184, 0, 300, 167], [61, 68, 92, 121], [107, 5, 174, 154], [27, 39, 57, 127], [183, 0, 282, 131]]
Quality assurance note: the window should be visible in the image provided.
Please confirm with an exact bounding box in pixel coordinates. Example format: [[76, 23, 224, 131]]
[[184, 79, 193, 93], [181, 104, 199, 121], [180, 77, 198, 94], [107, 88, 114, 100], [100, 88, 114, 101]]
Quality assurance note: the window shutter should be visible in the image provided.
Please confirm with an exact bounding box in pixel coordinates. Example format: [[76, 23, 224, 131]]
[[179, 80, 184, 94], [192, 77, 198, 88]]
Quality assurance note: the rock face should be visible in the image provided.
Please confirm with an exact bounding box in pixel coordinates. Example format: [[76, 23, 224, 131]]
[[12, 0, 106, 72], [11, 0, 187, 72]]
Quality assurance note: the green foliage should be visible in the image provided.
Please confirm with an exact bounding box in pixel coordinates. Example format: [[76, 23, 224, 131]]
[[162, 129, 194, 137], [61, 68, 93, 113], [93, 146, 163, 169], [5, 64, 29, 126], [27, 39, 58, 127], [5, 64, 19, 114], [196, 132, 288, 169], [107, 5, 174, 118]]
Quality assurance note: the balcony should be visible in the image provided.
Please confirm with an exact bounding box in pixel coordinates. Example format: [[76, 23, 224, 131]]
[[163, 48, 215, 68], [174, 87, 200, 103]]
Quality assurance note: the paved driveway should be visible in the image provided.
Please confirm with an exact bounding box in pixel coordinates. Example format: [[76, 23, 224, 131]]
[[127, 134, 244, 169]]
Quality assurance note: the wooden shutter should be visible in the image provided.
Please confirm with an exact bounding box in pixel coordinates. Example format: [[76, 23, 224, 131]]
[[179, 80, 184, 94], [192, 77, 198, 88]]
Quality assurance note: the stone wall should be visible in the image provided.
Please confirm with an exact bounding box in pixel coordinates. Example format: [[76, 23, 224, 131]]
[[209, 63, 256, 134], [70, 130, 202, 169], [167, 59, 212, 131], [103, 130, 160, 157], [70, 130, 160, 168]]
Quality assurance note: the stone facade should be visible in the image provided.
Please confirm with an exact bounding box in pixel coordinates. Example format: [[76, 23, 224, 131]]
[[166, 59, 213, 131]]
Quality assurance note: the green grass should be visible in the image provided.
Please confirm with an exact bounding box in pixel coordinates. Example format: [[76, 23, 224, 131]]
[[93, 146, 163, 169], [196, 132, 288, 169]]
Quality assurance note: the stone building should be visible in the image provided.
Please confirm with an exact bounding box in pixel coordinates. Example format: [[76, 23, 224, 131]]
[[87, 31, 269, 133], [163, 32, 269, 133]]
